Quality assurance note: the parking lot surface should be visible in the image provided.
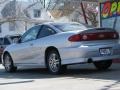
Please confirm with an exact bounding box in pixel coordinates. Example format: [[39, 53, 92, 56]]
[[0, 63, 120, 90]]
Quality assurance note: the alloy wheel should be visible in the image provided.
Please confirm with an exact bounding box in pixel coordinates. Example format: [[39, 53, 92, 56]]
[[48, 53, 60, 73], [4, 55, 12, 71]]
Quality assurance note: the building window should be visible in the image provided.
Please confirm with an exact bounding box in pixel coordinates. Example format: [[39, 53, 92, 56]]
[[9, 22, 15, 31], [34, 9, 41, 18]]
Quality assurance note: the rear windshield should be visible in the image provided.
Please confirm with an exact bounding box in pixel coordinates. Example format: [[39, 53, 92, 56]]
[[52, 23, 92, 32]]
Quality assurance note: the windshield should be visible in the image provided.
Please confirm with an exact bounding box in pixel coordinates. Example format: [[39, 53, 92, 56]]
[[52, 23, 92, 32]]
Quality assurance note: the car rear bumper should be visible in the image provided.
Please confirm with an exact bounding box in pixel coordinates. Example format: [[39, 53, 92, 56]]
[[62, 55, 120, 65], [59, 44, 120, 65]]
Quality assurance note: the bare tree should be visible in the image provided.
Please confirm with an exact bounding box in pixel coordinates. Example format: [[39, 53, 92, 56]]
[[44, 0, 99, 26], [83, 2, 98, 26]]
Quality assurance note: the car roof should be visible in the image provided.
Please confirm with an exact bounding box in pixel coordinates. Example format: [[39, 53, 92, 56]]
[[44, 22, 79, 25], [33, 22, 93, 32], [43, 22, 93, 28]]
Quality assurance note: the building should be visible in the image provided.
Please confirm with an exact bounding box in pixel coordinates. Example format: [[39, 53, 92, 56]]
[[0, 0, 52, 37]]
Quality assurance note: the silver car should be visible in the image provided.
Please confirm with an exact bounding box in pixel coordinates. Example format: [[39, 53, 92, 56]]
[[2, 22, 120, 74]]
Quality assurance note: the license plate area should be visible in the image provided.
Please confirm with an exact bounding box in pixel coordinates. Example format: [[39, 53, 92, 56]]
[[99, 48, 112, 55]]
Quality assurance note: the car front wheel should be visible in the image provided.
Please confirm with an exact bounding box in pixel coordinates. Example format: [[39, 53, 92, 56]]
[[3, 53, 17, 72], [46, 50, 66, 75], [93, 60, 112, 70]]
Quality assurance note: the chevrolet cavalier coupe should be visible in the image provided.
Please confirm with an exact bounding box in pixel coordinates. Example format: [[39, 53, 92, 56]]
[[2, 22, 120, 74]]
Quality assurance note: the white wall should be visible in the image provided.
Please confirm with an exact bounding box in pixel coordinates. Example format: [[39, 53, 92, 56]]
[[27, 3, 52, 20], [0, 21, 26, 37]]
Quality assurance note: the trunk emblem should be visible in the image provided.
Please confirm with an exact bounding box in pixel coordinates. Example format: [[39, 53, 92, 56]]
[[113, 34, 117, 38], [99, 34, 104, 38], [82, 35, 88, 40]]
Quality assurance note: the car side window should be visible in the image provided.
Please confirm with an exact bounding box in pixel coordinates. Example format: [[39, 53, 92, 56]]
[[38, 25, 56, 38], [21, 26, 40, 43]]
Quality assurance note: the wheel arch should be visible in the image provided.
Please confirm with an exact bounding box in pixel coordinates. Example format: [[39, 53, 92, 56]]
[[45, 46, 60, 66], [2, 51, 11, 65]]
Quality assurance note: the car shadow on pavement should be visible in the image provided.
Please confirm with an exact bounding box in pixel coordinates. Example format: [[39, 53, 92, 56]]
[[0, 64, 119, 79], [0, 63, 120, 89], [0, 64, 120, 90]]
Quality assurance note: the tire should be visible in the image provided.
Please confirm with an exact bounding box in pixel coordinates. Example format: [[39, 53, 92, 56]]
[[46, 50, 67, 75], [94, 60, 112, 70], [3, 53, 17, 72]]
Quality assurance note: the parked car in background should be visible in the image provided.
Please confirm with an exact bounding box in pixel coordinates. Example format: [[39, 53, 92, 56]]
[[0, 35, 21, 62], [2, 22, 120, 74]]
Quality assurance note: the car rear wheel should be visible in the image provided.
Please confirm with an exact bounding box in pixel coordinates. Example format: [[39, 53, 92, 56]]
[[46, 50, 66, 75], [93, 60, 112, 70], [3, 53, 17, 72]]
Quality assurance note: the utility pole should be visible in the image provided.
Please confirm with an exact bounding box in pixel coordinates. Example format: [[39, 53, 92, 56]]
[[80, 2, 88, 24]]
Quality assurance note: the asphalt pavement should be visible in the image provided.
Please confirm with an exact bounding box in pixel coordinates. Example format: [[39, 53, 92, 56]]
[[0, 63, 120, 90]]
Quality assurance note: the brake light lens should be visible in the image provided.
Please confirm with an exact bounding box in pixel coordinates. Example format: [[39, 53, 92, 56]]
[[68, 32, 119, 42]]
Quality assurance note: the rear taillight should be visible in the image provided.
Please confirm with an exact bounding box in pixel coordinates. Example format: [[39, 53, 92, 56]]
[[68, 32, 119, 42]]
